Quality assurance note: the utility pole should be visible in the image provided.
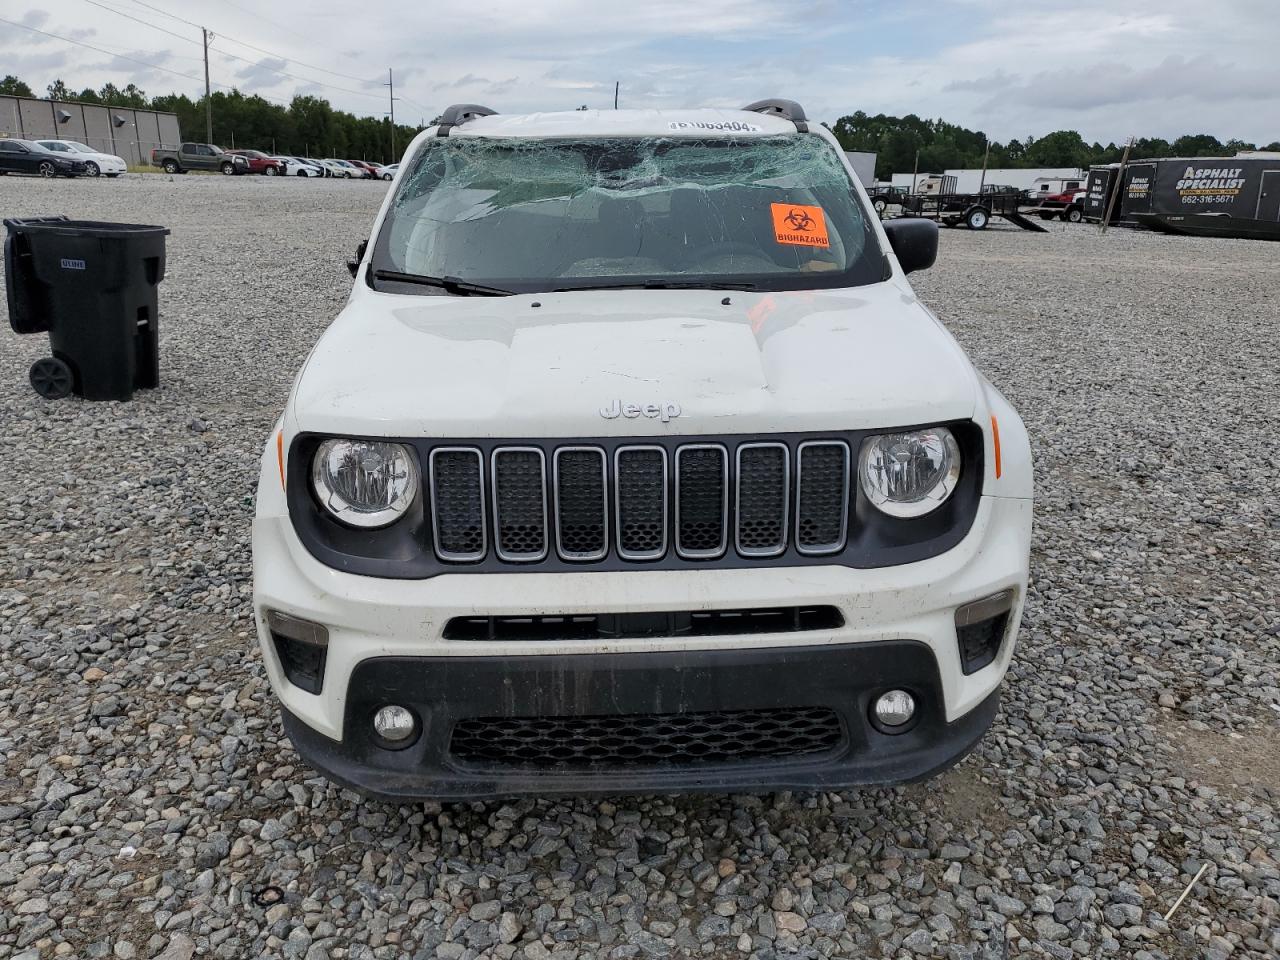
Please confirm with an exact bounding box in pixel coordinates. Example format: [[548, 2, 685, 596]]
[[385, 68, 398, 160], [1100, 136, 1134, 236], [614, 81, 619, 110], [202, 27, 213, 143], [978, 139, 990, 194]]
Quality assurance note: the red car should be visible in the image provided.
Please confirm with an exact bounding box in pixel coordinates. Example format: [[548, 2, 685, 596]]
[[347, 160, 380, 179], [226, 150, 285, 176]]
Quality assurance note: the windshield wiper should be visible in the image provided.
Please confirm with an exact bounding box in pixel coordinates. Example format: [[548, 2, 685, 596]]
[[371, 269, 514, 296], [552, 279, 758, 292]]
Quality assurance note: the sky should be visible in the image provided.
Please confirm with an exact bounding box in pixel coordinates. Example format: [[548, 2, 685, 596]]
[[2, 0, 1278, 147]]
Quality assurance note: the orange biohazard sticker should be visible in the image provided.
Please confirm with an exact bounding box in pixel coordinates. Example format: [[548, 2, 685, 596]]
[[771, 203, 830, 247]]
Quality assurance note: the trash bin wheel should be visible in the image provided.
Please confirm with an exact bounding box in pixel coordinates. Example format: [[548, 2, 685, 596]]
[[30, 357, 74, 399]]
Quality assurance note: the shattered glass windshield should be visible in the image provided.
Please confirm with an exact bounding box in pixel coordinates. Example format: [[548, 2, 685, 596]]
[[372, 135, 887, 293]]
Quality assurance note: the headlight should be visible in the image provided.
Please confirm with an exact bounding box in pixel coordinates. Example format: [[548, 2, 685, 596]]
[[858, 427, 961, 518], [311, 439, 419, 528]]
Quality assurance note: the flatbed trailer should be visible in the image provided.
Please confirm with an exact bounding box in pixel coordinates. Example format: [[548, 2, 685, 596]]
[[895, 192, 1048, 232]]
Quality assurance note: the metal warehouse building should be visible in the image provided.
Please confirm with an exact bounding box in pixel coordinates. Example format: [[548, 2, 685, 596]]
[[0, 95, 180, 167]]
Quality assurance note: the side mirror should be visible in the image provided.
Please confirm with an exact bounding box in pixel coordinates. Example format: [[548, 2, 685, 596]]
[[882, 218, 938, 274], [347, 239, 367, 278]]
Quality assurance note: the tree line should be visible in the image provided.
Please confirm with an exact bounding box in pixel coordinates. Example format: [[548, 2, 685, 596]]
[[0, 75, 421, 164], [4, 74, 1275, 173], [830, 111, 1280, 180]]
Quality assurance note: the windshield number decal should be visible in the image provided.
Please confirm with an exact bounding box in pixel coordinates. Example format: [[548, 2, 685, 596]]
[[668, 121, 762, 133], [770, 204, 830, 248]]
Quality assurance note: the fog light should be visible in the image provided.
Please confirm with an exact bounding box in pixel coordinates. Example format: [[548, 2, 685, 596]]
[[874, 689, 916, 728], [373, 705, 416, 743]]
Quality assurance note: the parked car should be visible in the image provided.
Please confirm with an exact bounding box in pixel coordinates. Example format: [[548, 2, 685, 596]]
[[0, 139, 88, 177], [35, 140, 127, 178], [1035, 189, 1088, 222], [253, 99, 1033, 801], [349, 160, 381, 178], [378, 163, 398, 181], [272, 156, 325, 177], [226, 149, 285, 176], [300, 158, 333, 177], [323, 158, 367, 178], [151, 143, 250, 175]]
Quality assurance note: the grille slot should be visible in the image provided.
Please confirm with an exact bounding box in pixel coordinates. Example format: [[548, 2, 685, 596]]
[[614, 446, 668, 560], [429, 448, 486, 562], [491, 448, 548, 562], [450, 706, 845, 770], [554, 447, 608, 561], [443, 606, 845, 641], [736, 443, 789, 557], [796, 441, 850, 555], [675, 444, 728, 559]]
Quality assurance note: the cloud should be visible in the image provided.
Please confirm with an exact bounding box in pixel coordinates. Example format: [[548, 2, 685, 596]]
[[1, 0, 1276, 145]]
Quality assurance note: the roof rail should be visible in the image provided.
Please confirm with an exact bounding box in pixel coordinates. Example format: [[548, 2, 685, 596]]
[[742, 99, 808, 132], [437, 103, 498, 137]]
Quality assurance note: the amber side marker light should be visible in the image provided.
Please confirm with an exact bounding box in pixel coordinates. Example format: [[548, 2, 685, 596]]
[[276, 430, 286, 489], [990, 415, 1002, 479]]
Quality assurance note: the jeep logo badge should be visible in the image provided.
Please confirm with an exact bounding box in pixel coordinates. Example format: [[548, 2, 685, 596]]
[[600, 400, 682, 422]]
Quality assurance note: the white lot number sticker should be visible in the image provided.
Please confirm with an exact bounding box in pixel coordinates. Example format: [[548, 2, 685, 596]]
[[668, 121, 762, 133]]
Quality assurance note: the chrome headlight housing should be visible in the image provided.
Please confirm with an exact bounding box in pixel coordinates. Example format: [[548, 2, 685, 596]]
[[311, 439, 419, 529], [859, 427, 961, 518]]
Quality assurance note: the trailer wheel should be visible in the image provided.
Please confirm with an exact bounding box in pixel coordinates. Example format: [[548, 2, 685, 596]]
[[1067, 206, 1084, 223], [964, 206, 990, 230]]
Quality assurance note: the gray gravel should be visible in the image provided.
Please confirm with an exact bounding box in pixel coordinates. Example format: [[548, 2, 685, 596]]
[[1, 175, 1277, 959]]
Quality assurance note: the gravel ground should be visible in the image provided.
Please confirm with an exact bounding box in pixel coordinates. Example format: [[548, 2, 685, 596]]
[[0, 175, 1276, 960]]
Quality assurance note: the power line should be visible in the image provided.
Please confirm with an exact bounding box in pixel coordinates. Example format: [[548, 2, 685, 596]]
[[211, 0, 368, 74], [84, 0, 388, 102], [0, 14, 216, 88], [129, 0, 380, 86]]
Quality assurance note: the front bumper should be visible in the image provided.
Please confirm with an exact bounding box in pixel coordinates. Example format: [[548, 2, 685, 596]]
[[253, 490, 1031, 798], [282, 643, 1001, 800]]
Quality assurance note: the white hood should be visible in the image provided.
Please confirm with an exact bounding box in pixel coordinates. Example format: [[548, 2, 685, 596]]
[[290, 279, 980, 439]]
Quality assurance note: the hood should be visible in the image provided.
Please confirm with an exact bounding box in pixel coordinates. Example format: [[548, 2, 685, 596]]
[[290, 280, 980, 438]]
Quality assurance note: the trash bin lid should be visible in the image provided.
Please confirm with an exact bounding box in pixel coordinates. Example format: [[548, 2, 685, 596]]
[[4, 218, 169, 238]]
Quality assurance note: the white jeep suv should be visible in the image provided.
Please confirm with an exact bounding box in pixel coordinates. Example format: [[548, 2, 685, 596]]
[[252, 100, 1033, 800]]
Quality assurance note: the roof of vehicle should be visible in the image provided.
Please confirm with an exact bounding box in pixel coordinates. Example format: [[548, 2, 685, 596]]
[[448, 108, 799, 139]]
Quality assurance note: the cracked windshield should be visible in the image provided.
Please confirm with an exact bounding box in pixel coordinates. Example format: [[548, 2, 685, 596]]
[[374, 135, 886, 292]]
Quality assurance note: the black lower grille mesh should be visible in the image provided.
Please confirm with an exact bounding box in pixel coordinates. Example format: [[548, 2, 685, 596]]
[[616, 448, 666, 557], [450, 706, 844, 769]]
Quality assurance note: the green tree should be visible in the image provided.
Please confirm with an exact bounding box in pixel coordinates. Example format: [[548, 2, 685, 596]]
[[46, 79, 72, 101], [0, 75, 34, 97], [1024, 130, 1089, 167], [1170, 133, 1224, 157]]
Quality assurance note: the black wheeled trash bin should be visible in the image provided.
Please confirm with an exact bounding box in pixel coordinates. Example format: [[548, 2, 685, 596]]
[[5, 216, 170, 401]]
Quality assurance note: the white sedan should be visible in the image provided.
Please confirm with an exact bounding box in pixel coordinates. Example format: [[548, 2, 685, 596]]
[[36, 140, 127, 178], [272, 156, 326, 178]]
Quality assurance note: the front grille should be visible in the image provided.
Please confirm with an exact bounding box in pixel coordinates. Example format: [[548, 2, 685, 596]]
[[491, 448, 547, 561], [615, 446, 667, 560], [443, 605, 844, 641], [449, 706, 844, 769], [796, 441, 850, 554], [554, 448, 607, 561], [429, 449, 486, 561], [675, 445, 727, 558], [425, 436, 855, 566]]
